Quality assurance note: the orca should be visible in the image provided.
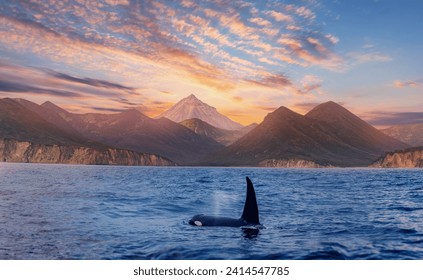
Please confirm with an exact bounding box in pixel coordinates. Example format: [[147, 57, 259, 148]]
[[189, 177, 261, 227]]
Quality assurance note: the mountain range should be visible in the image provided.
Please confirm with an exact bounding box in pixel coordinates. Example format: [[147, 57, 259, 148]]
[[0, 96, 412, 167], [204, 101, 408, 167], [32, 100, 223, 164]]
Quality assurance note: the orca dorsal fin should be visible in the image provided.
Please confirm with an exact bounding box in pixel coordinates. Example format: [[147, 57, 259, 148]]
[[240, 177, 260, 224]]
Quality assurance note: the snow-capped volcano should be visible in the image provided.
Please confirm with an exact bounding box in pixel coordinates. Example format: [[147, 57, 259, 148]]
[[158, 94, 243, 130]]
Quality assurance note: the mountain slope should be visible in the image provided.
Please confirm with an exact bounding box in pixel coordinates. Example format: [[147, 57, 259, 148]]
[[158, 94, 243, 130], [180, 118, 253, 146], [0, 98, 88, 146], [204, 102, 408, 167], [14, 98, 84, 139], [305, 101, 408, 155], [381, 124, 423, 147]]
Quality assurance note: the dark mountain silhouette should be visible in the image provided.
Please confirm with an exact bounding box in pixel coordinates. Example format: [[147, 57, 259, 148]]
[[204, 102, 408, 167]]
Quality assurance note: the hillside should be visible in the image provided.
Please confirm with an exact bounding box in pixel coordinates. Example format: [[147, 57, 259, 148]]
[[179, 118, 254, 146], [381, 124, 423, 147]]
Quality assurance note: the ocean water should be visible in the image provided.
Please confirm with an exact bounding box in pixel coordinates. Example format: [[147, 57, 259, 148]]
[[0, 163, 422, 260]]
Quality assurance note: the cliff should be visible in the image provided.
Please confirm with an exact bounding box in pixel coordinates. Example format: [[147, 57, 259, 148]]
[[370, 147, 423, 168], [259, 159, 328, 168], [0, 139, 175, 166]]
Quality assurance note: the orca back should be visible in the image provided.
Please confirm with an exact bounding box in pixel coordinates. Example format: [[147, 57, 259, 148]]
[[189, 215, 245, 227], [189, 176, 260, 227]]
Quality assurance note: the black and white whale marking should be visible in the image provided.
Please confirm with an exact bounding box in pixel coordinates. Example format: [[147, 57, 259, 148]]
[[189, 177, 261, 227]]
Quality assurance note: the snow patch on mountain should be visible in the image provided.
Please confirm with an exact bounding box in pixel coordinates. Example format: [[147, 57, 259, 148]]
[[158, 94, 243, 130]]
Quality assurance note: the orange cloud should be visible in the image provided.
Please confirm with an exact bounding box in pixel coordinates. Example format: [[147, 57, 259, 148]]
[[258, 57, 280, 66], [294, 6, 315, 20], [218, 14, 258, 41], [232, 96, 244, 103], [266, 10, 293, 22], [393, 80, 423, 88], [249, 17, 272, 27], [104, 0, 129, 6], [276, 35, 343, 70]]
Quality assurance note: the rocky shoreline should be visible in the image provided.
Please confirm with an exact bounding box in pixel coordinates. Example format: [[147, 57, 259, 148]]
[[370, 147, 423, 168], [0, 139, 175, 166]]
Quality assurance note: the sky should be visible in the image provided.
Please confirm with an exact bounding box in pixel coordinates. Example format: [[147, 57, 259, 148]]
[[0, 0, 422, 127]]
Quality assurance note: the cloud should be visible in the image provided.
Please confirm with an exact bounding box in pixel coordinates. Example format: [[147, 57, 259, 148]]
[[265, 10, 293, 22], [0, 80, 82, 97], [276, 34, 342, 70], [325, 34, 339, 44], [293, 102, 321, 113], [0, 62, 138, 101], [298, 75, 323, 95], [154, 46, 236, 91], [286, 25, 302, 31], [254, 105, 279, 112], [258, 57, 280, 66], [249, 17, 272, 27], [247, 73, 292, 89], [104, 0, 129, 6], [294, 6, 316, 20], [47, 71, 136, 91], [0, 0, 340, 80], [243, 72, 323, 97], [0, 0, 348, 122], [367, 111, 423, 126], [91, 106, 127, 113], [218, 14, 258, 41], [352, 52, 393, 64], [393, 79, 423, 88], [232, 96, 244, 103]]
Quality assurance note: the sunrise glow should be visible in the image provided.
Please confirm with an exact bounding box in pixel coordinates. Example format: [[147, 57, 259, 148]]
[[0, 0, 422, 126]]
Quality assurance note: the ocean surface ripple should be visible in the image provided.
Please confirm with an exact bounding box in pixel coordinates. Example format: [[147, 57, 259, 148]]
[[0, 163, 422, 260]]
